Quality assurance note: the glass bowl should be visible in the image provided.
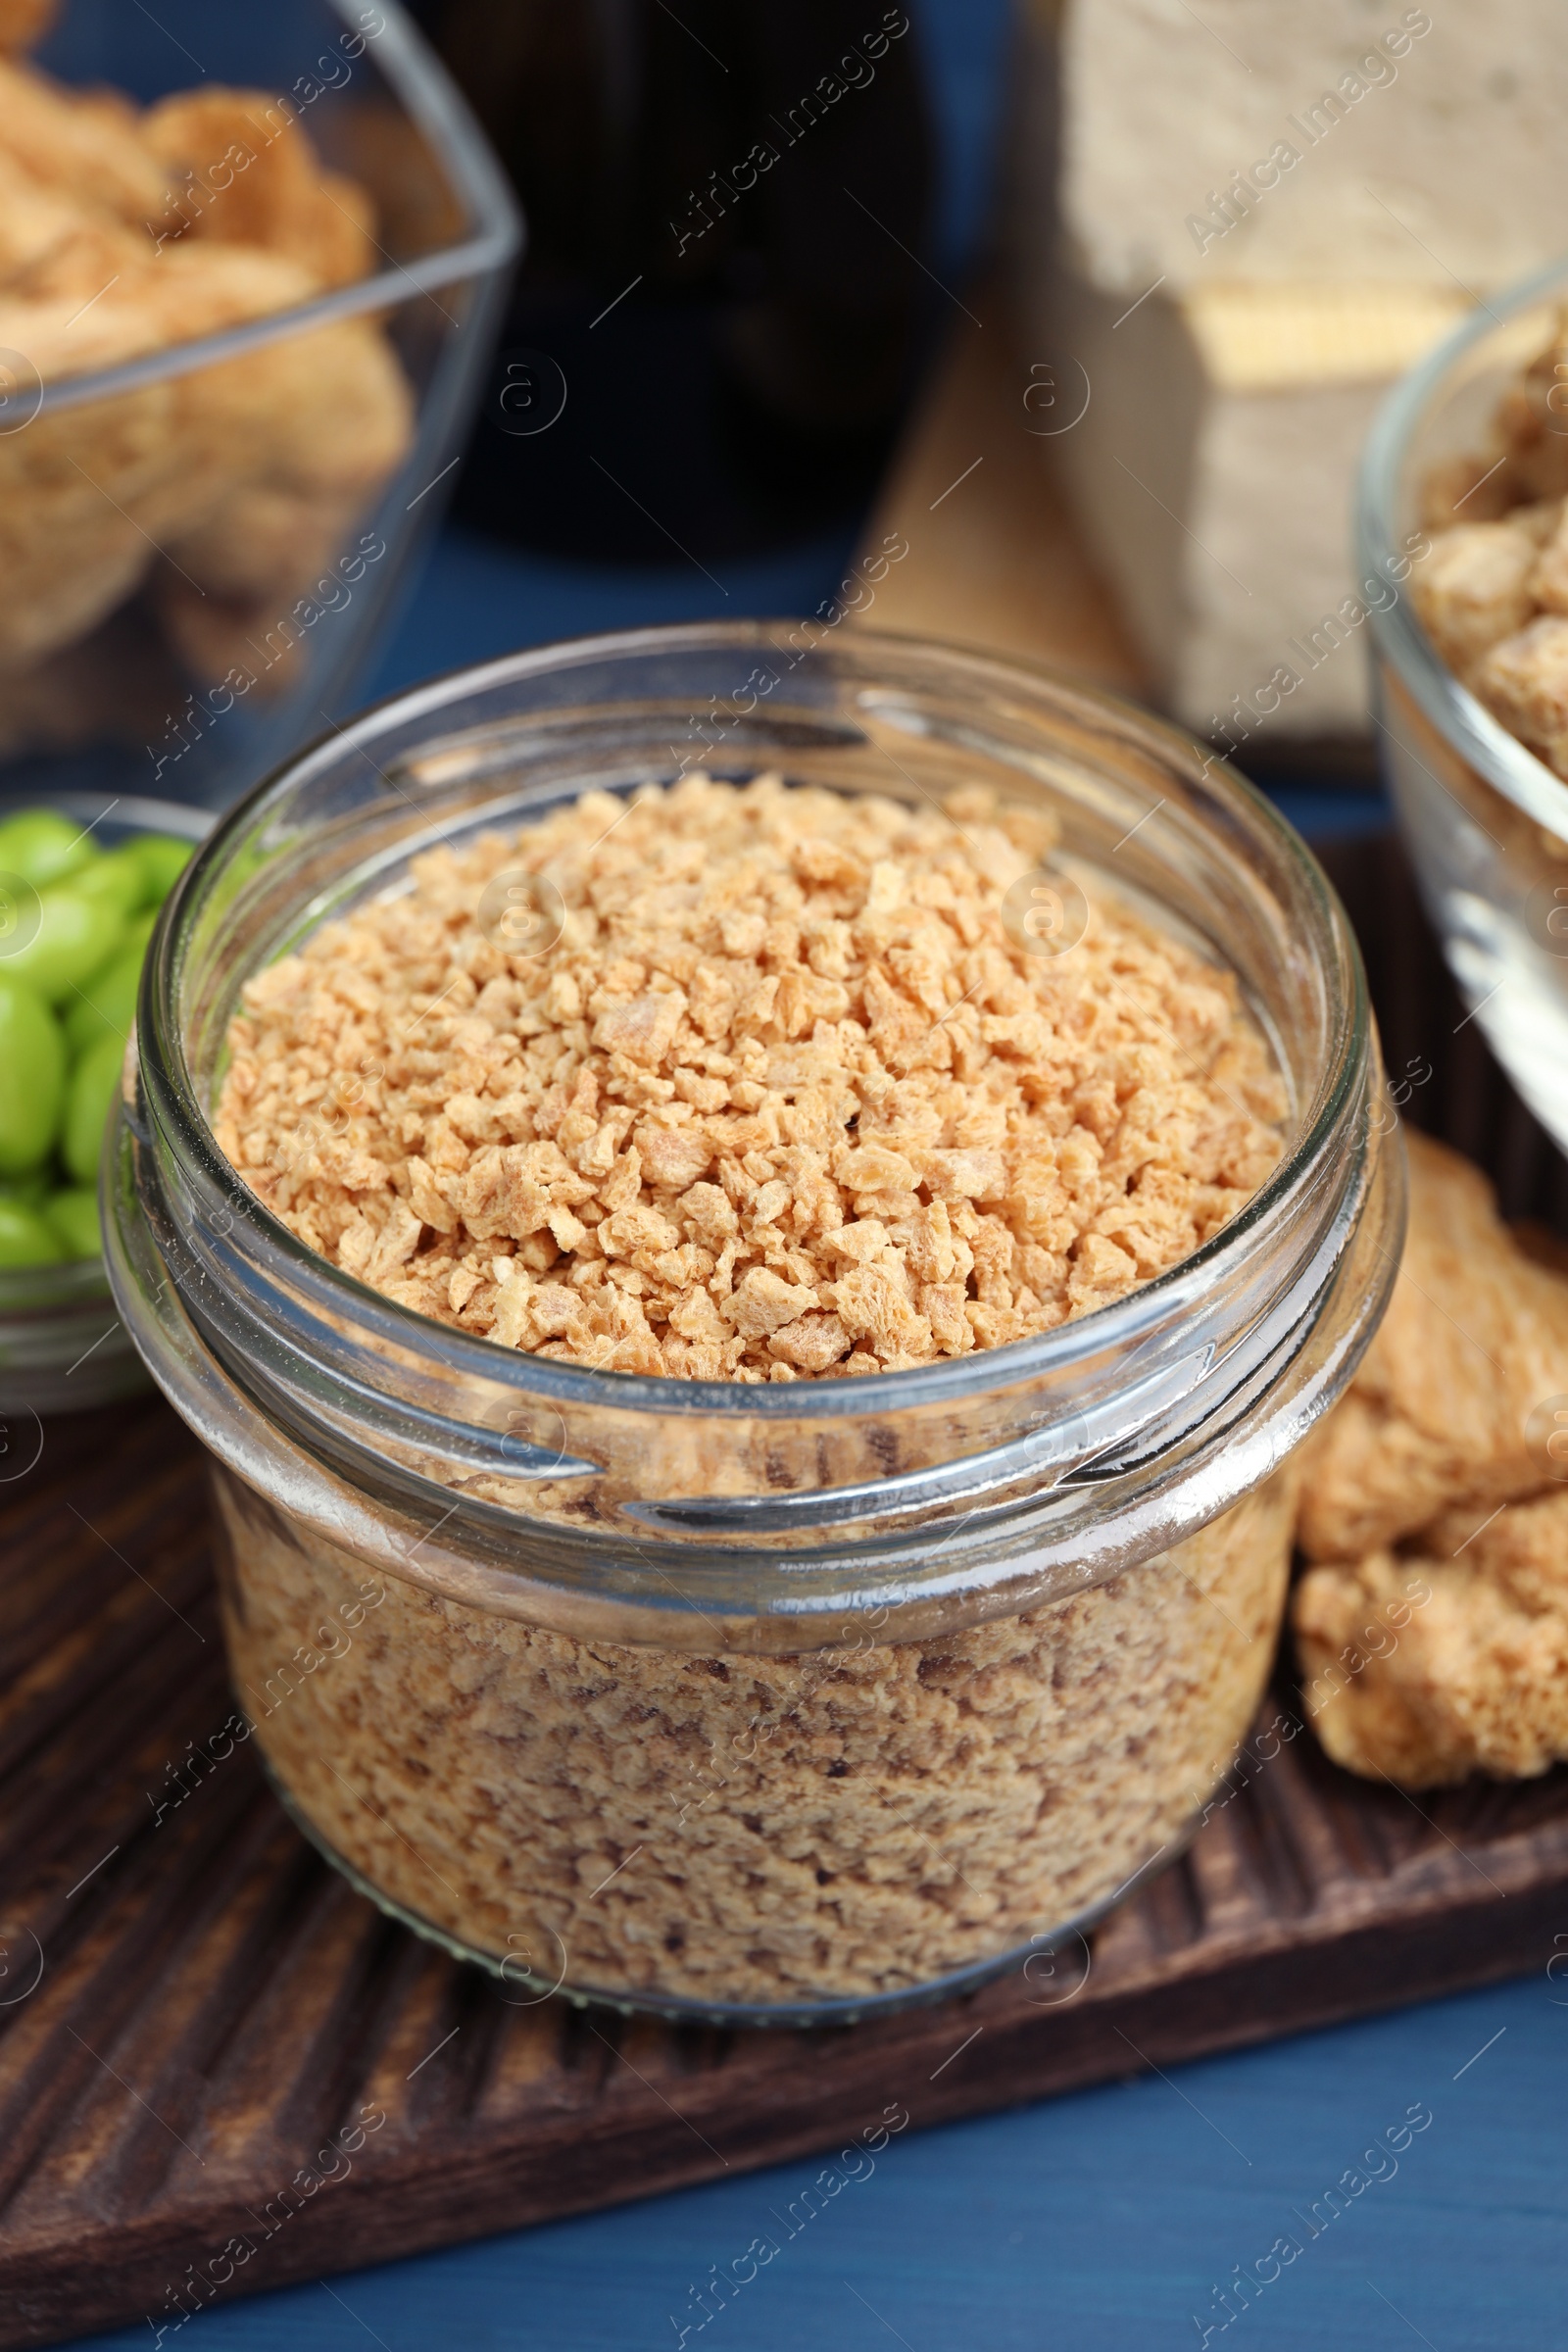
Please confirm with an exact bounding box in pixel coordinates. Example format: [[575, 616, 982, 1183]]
[[106, 623, 1402, 2024], [0, 0, 518, 815], [1358, 257, 1568, 1154], [0, 789, 210, 1416]]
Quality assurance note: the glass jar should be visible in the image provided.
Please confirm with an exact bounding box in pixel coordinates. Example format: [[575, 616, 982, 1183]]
[[1358, 257, 1568, 1154], [106, 623, 1402, 2026]]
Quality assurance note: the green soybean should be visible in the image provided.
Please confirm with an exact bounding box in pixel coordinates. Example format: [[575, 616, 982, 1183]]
[[0, 974, 66, 1175], [44, 1185, 101, 1260], [64, 1028, 124, 1183], [0, 1169, 49, 1207], [2, 885, 124, 1003], [72, 846, 145, 925], [64, 919, 153, 1059], [0, 808, 94, 890], [130, 833, 193, 906], [0, 1196, 64, 1267]]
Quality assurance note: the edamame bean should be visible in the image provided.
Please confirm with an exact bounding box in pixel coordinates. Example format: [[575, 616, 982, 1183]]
[[0, 808, 94, 889], [72, 846, 145, 925], [130, 833, 193, 906], [63, 1028, 124, 1183], [0, 818, 189, 1253], [65, 920, 152, 1059], [0, 1196, 64, 1267], [44, 1185, 101, 1260], [0, 974, 66, 1175], [2, 884, 124, 1002]]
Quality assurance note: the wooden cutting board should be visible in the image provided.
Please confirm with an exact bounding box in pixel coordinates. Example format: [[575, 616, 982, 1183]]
[[1, 832, 1566, 2350]]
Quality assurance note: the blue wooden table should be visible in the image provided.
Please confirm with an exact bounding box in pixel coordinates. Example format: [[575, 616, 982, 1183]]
[[73, 1970, 1564, 2352]]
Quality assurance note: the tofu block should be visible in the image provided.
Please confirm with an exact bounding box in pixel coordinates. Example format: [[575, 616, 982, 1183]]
[[1043, 273, 1468, 737], [1051, 0, 1568, 296]]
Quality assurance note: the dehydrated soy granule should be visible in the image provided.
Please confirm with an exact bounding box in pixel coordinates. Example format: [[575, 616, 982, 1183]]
[[216, 773, 1286, 1379], [214, 1460, 1296, 2007]]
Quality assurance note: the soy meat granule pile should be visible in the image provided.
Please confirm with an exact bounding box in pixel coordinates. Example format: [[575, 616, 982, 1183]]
[[215, 774, 1287, 1380]]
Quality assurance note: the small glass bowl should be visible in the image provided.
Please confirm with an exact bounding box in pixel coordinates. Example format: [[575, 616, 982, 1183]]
[[0, 790, 210, 1415], [0, 0, 518, 815], [1357, 258, 1568, 1154]]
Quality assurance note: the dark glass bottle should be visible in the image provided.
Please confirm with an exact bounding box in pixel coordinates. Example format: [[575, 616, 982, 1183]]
[[411, 0, 935, 562]]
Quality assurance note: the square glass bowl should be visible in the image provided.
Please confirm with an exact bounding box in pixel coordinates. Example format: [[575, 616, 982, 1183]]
[[0, 0, 518, 814], [1358, 258, 1568, 1154]]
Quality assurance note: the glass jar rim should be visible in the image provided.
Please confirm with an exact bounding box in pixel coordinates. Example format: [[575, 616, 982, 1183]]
[[136, 617, 1372, 1423], [1356, 252, 1568, 843], [116, 619, 1400, 1628]]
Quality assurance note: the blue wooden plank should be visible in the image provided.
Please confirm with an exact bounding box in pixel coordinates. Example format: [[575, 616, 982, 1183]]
[[364, 522, 866, 703], [75, 1975, 1561, 2352]]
